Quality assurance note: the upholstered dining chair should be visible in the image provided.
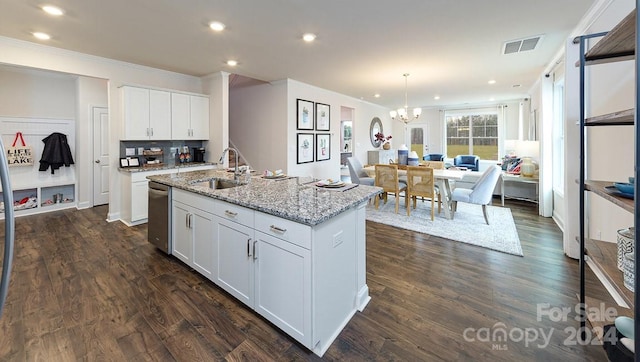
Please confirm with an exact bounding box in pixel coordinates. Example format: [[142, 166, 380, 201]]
[[420, 161, 445, 213], [451, 165, 501, 224], [406, 166, 436, 220], [347, 157, 375, 186], [375, 164, 407, 214]]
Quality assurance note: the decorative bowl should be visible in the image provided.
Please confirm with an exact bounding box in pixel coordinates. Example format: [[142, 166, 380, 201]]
[[614, 182, 634, 195]]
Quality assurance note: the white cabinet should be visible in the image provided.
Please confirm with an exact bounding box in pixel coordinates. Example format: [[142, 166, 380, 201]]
[[171, 93, 210, 140], [254, 230, 311, 344], [215, 216, 254, 305], [131, 179, 149, 222], [122, 86, 171, 140], [189, 95, 210, 140], [120, 165, 214, 226], [171, 201, 192, 264], [172, 188, 216, 278]]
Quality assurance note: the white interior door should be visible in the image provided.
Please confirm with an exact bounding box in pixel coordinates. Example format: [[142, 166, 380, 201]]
[[93, 107, 109, 206]]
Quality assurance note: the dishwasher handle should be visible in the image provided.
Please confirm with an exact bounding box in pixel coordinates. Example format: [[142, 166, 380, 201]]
[[148, 182, 169, 197]]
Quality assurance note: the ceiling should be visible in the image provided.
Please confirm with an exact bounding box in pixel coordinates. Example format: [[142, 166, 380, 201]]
[[0, 0, 598, 110]]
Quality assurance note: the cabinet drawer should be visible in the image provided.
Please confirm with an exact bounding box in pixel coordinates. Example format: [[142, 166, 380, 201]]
[[255, 211, 311, 249], [173, 188, 215, 214], [214, 200, 254, 227]]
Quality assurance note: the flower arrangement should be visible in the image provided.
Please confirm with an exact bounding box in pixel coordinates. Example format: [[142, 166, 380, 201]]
[[374, 132, 392, 144]]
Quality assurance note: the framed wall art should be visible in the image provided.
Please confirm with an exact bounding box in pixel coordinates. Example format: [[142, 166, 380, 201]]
[[315, 103, 330, 131], [316, 134, 330, 161], [297, 99, 315, 130], [297, 133, 314, 164]]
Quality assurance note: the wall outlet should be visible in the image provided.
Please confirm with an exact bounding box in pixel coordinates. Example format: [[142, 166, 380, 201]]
[[596, 230, 602, 240]]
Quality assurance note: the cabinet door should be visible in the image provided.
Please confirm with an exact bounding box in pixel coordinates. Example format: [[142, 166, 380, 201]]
[[192, 210, 216, 280], [254, 231, 311, 346], [215, 218, 254, 307], [131, 180, 149, 222], [172, 201, 192, 265], [189, 95, 210, 140], [170, 92, 190, 140], [149, 89, 171, 140], [122, 86, 150, 140]]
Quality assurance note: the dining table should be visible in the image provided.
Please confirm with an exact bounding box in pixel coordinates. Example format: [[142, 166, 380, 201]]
[[362, 165, 469, 220]]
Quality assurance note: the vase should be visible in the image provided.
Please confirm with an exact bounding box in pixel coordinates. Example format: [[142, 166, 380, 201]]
[[383, 143, 390, 150], [520, 157, 535, 177]]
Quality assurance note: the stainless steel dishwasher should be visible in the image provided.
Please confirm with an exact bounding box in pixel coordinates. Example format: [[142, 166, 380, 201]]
[[148, 181, 171, 253]]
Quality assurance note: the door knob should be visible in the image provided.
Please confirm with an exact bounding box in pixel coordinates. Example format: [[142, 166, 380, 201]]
[[95, 160, 100, 163]]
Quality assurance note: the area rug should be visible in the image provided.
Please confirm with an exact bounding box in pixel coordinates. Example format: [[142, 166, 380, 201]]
[[366, 195, 523, 256]]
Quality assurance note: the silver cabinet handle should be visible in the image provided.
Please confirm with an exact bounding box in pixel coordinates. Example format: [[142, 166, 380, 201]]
[[225, 210, 238, 217], [150, 128, 154, 136], [185, 213, 189, 228], [270, 225, 287, 233], [253, 240, 258, 260], [95, 160, 100, 164], [247, 238, 251, 257]]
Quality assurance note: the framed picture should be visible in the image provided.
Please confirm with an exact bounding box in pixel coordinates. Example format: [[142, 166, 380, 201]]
[[119, 157, 140, 168], [297, 99, 315, 130], [316, 134, 330, 162], [297, 133, 314, 164], [315, 103, 330, 131]]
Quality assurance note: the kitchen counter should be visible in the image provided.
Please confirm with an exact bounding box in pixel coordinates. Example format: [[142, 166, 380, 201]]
[[148, 169, 381, 226], [119, 162, 216, 173]]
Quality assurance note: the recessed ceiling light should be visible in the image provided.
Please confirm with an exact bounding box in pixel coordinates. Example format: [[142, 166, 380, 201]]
[[374, 93, 380, 98], [209, 21, 225, 32], [488, 79, 496, 85], [226, 60, 238, 66], [33, 32, 51, 40], [302, 33, 316, 42], [42, 5, 64, 16], [434, 95, 440, 100]]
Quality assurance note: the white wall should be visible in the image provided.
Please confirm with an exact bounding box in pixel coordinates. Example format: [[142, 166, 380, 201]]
[[229, 80, 288, 172], [563, 0, 635, 258], [0, 36, 204, 222], [285, 79, 391, 180], [76, 76, 108, 209], [0, 64, 76, 118]]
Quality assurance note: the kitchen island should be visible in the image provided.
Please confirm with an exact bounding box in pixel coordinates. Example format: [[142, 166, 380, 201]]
[[147, 169, 381, 357]]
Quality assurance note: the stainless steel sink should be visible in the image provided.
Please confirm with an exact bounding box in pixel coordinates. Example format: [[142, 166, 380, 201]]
[[191, 178, 242, 190]]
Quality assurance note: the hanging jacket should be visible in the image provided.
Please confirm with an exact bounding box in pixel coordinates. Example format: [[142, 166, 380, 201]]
[[39, 132, 74, 174]]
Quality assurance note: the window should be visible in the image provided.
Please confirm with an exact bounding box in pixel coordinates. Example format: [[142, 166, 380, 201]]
[[445, 111, 498, 160]]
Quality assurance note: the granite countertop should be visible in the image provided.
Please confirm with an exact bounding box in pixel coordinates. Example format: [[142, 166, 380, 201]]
[[148, 169, 382, 226], [119, 162, 217, 173]]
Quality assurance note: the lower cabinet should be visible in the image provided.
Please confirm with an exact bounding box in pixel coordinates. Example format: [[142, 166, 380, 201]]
[[171, 189, 216, 279]]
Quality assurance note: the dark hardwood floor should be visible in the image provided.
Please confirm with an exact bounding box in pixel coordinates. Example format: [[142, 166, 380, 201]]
[[0, 199, 613, 361]]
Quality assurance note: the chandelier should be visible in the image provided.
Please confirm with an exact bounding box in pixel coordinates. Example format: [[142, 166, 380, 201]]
[[390, 73, 422, 124]]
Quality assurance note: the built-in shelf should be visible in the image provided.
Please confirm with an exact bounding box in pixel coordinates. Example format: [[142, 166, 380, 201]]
[[581, 295, 633, 342], [584, 180, 634, 214], [585, 108, 634, 126], [584, 9, 636, 65], [585, 238, 635, 310]]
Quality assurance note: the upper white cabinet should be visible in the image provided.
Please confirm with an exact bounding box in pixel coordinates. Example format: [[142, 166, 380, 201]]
[[122, 86, 171, 140], [122, 85, 209, 141], [171, 93, 210, 140]]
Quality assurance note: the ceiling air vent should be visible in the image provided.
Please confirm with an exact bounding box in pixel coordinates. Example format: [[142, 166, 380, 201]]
[[503, 35, 544, 54]]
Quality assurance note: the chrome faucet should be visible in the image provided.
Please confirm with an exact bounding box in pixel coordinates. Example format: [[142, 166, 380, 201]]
[[219, 147, 240, 182]]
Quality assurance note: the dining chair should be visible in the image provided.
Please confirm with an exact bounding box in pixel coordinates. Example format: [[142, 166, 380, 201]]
[[406, 166, 436, 220], [451, 165, 501, 224], [375, 164, 407, 214], [419, 161, 444, 213], [347, 157, 375, 186]]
